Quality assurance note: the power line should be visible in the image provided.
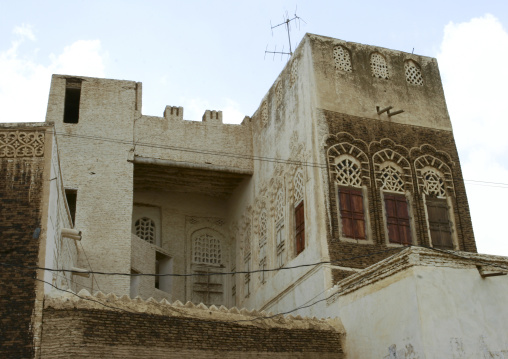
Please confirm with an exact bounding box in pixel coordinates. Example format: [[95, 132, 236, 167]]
[[0, 247, 402, 278], [46, 130, 508, 189]]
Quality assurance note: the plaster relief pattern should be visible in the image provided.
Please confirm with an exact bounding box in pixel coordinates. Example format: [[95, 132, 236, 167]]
[[0, 130, 45, 158]]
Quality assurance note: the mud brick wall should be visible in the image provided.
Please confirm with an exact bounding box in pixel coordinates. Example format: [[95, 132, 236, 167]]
[[41, 307, 344, 359], [321, 109, 476, 274], [0, 157, 45, 359]]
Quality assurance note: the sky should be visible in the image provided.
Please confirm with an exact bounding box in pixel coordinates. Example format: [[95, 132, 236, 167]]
[[1, 1, 507, 256]]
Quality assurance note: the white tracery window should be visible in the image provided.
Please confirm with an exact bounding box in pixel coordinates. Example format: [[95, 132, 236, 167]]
[[275, 187, 285, 267], [193, 233, 222, 265], [294, 170, 304, 202], [259, 210, 267, 246], [405, 60, 424, 86], [333, 45, 352, 72], [335, 158, 362, 187], [135, 217, 156, 244], [370, 53, 389, 79], [422, 169, 446, 198], [380, 165, 404, 192]]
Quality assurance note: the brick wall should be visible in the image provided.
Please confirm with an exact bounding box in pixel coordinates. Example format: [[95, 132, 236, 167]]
[[320, 109, 476, 272], [41, 305, 344, 358], [0, 156, 45, 358]]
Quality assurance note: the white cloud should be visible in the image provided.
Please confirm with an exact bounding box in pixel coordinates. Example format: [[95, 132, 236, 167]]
[[437, 14, 508, 256], [0, 25, 107, 123]]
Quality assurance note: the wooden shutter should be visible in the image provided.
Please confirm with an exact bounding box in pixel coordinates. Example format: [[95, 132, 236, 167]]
[[426, 197, 453, 249], [295, 201, 305, 255], [384, 194, 412, 245], [339, 188, 366, 240]]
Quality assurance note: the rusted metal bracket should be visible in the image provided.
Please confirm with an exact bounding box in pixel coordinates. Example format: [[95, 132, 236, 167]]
[[476, 265, 507, 278]]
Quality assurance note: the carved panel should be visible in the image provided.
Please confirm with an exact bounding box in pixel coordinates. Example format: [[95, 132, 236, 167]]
[[0, 130, 45, 158]]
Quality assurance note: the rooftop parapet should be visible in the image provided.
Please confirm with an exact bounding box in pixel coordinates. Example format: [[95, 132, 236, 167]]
[[163, 106, 184, 121], [202, 110, 222, 124]]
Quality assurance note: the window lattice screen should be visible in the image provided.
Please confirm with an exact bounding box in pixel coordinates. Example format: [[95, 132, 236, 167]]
[[422, 169, 446, 197], [333, 45, 352, 72], [335, 158, 362, 187], [405, 60, 424, 86], [370, 53, 389, 79], [135, 217, 156, 244], [193, 233, 222, 265], [381, 165, 404, 192]]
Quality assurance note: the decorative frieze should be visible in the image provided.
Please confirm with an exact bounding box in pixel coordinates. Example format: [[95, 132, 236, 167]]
[[0, 130, 45, 158]]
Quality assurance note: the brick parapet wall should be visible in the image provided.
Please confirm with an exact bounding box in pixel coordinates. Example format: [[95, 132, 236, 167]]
[[319, 109, 476, 273], [41, 294, 344, 358], [0, 155, 45, 358]]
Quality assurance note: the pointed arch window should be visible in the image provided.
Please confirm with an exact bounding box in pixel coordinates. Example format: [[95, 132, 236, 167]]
[[294, 170, 305, 255], [334, 157, 366, 240], [333, 45, 352, 72], [380, 165, 411, 245], [370, 53, 389, 79], [275, 187, 286, 267], [422, 168, 453, 249]]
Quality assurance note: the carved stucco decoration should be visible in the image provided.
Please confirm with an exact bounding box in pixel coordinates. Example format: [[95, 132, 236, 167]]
[[0, 130, 45, 158]]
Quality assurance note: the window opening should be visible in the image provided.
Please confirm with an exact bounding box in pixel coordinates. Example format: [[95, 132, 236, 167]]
[[370, 53, 389, 79], [193, 233, 222, 265], [426, 197, 453, 249], [384, 194, 412, 245], [333, 45, 352, 72], [130, 269, 140, 298], [155, 251, 172, 292], [295, 201, 305, 255], [338, 187, 366, 240], [422, 169, 446, 198], [135, 217, 156, 244], [244, 254, 251, 298], [405, 60, 424, 86], [64, 79, 82, 124], [276, 220, 285, 267], [65, 189, 77, 225], [231, 266, 236, 299], [259, 210, 267, 283]]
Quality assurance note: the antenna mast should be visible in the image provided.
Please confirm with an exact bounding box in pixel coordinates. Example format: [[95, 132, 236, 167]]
[[265, 9, 306, 60]]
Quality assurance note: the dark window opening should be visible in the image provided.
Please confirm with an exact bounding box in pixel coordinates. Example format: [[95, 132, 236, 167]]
[[65, 189, 77, 225], [384, 193, 412, 245], [295, 201, 305, 255], [64, 79, 82, 123], [155, 251, 172, 292], [426, 197, 453, 249], [339, 187, 366, 239]]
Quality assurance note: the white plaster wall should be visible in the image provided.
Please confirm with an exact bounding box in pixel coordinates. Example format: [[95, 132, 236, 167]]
[[44, 133, 79, 296], [46, 75, 136, 296], [329, 264, 508, 359]]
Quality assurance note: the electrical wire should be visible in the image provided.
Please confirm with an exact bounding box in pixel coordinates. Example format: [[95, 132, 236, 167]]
[[44, 130, 508, 189]]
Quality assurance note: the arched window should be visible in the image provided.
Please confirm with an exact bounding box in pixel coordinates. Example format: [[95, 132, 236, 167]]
[[193, 233, 222, 265], [334, 157, 366, 240], [135, 217, 156, 244], [293, 170, 305, 255], [405, 60, 424, 86], [370, 52, 389, 79], [380, 164, 411, 245], [422, 168, 453, 249], [333, 45, 352, 72], [275, 186, 286, 267]]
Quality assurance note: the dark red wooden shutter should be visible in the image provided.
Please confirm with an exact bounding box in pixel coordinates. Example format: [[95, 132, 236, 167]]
[[339, 188, 366, 240], [384, 194, 411, 245], [426, 197, 453, 249], [295, 201, 305, 255]]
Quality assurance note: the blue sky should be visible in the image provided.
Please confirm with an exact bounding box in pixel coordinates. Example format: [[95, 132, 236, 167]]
[[1, 0, 508, 255]]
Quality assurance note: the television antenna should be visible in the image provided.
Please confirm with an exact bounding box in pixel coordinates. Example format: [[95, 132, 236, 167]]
[[265, 8, 306, 60]]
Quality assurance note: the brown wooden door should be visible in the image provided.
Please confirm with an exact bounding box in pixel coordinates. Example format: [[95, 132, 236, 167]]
[[426, 197, 453, 249], [384, 194, 412, 245], [295, 201, 305, 255], [339, 188, 366, 239]]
